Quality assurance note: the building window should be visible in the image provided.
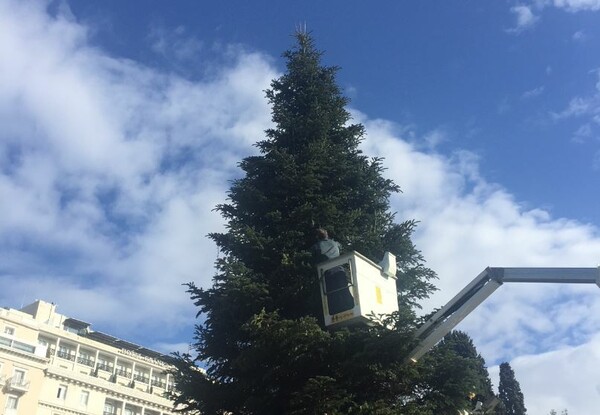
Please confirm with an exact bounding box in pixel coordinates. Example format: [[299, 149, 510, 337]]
[[104, 402, 115, 415], [57, 384, 68, 400], [123, 404, 142, 415], [3, 326, 15, 336], [79, 390, 89, 406], [12, 340, 35, 353], [5, 395, 18, 410], [12, 368, 26, 385]]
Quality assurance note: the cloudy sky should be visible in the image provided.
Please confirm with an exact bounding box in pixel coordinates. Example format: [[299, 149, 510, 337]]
[[1, 1, 600, 413]]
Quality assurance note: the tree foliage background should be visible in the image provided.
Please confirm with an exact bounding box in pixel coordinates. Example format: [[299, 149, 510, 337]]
[[170, 32, 503, 415]]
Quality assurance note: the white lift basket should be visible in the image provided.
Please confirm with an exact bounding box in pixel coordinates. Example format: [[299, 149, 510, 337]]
[[318, 251, 399, 328]]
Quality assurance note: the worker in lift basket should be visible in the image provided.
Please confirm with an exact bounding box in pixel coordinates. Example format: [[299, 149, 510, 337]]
[[313, 228, 355, 315], [313, 228, 340, 261]]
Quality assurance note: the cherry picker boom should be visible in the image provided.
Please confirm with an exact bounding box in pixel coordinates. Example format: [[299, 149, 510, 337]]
[[407, 266, 600, 362], [317, 252, 600, 361]]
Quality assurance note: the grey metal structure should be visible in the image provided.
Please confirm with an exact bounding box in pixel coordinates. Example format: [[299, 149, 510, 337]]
[[408, 267, 600, 362]]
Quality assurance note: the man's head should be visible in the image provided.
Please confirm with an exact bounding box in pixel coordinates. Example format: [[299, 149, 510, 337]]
[[316, 228, 328, 240]]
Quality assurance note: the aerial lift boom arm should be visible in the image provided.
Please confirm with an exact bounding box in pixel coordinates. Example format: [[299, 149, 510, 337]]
[[408, 267, 600, 362]]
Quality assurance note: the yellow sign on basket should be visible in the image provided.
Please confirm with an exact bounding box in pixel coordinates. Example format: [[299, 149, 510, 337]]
[[375, 286, 383, 304], [331, 310, 354, 323]]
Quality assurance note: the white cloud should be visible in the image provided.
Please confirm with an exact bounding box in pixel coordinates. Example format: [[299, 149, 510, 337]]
[[552, 69, 600, 145], [521, 85, 545, 99], [553, 96, 595, 119], [573, 29, 587, 41], [572, 123, 593, 142], [0, 0, 276, 340], [553, 0, 600, 11], [421, 128, 448, 150], [149, 24, 204, 63], [357, 114, 600, 412], [506, 1, 600, 34], [507, 5, 539, 33], [489, 334, 600, 414], [2, 1, 600, 411]]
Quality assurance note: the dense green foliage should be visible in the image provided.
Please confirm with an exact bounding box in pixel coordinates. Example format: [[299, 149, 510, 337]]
[[498, 362, 527, 415], [414, 331, 495, 414], [170, 32, 498, 415]]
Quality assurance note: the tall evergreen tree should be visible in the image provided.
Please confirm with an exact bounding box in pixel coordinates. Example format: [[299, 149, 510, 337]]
[[170, 32, 489, 415], [498, 362, 527, 415]]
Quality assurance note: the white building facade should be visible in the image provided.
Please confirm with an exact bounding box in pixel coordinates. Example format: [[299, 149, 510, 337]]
[[0, 300, 179, 415]]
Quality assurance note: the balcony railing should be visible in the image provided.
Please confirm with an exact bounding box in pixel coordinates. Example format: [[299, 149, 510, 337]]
[[116, 368, 132, 377], [77, 356, 95, 367], [151, 379, 166, 388], [57, 350, 75, 361], [96, 363, 113, 372], [133, 374, 149, 383], [7, 377, 30, 393]]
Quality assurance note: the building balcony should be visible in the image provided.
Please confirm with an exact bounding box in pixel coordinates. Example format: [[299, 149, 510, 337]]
[[77, 356, 95, 367], [133, 374, 149, 383], [57, 350, 76, 361], [151, 379, 166, 388], [97, 362, 113, 372], [6, 376, 30, 393], [116, 368, 132, 377]]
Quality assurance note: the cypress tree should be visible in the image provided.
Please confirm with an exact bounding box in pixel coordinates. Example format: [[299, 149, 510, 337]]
[[167, 32, 483, 415], [498, 362, 527, 415]]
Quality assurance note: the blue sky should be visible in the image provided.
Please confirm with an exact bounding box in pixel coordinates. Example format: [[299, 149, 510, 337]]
[[69, 0, 600, 224], [1, 1, 600, 413]]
